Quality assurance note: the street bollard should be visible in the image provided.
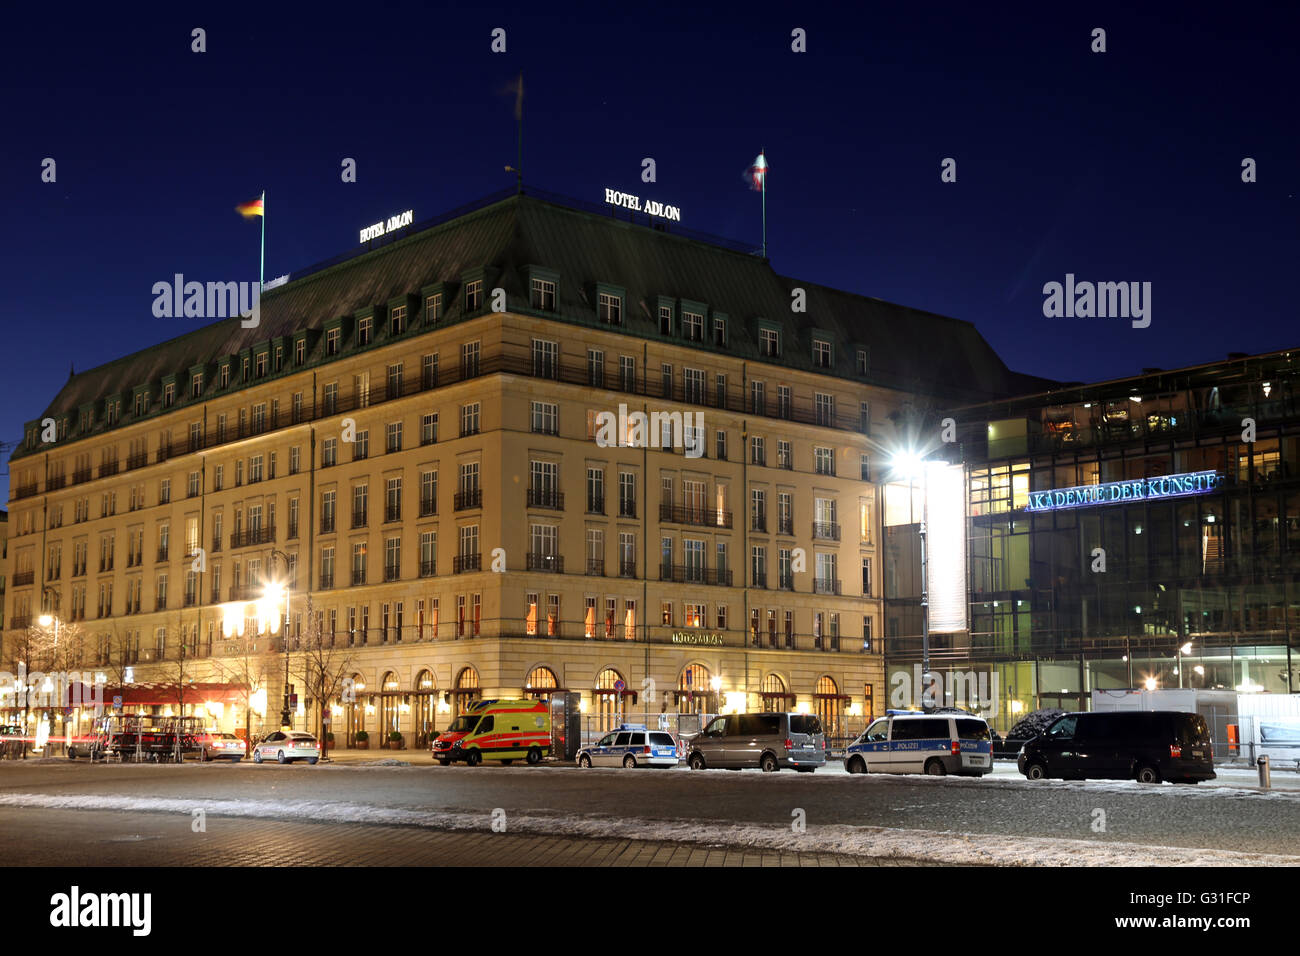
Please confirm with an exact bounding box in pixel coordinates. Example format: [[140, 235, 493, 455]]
[[1257, 755, 1271, 790]]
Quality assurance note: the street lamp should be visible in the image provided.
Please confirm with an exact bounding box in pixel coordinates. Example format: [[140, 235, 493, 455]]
[[1176, 641, 1193, 689], [266, 549, 293, 730]]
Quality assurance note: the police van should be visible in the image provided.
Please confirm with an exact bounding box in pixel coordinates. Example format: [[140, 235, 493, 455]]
[[577, 724, 681, 768], [844, 711, 992, 776]]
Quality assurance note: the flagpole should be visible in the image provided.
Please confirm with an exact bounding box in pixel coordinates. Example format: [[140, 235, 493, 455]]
[[761, 149, 766, 259], [259, 190, 266, 292], [517, 73, 524, 194]]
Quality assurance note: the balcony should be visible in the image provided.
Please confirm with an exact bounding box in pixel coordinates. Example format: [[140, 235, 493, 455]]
[[47, 474, 66, 491], [777, 518, 794, 535], [211, 537, 222, 553], [752, 572, 768, 589], [72, 468, 92, 485], [526, 553, 564, 573], [750, 516, 767, 533], [585, 558, 605, 576], [618, 501, 637, 519], [183, 593, 197, 608], [99, 560, 114, 573], [287, 522, 298, 540], [319, 572, 335, 589], [351, 510, 368, 530], [384, 564, 400, 582], [527, 488, 564, 511], [320, 515, 336, 534], [586, 495, 604, 515], [619, 560, 636, 578], [12, 570, 34, 586], [779, 574, 795, 591], [455, 489, 482, 511], [154, 597, 168, 612], [659, 503, 732, 529], [813, 578, 842, 595], [210, 587, 221, 603], [13, 483, 38, 500], [156, 547, 169, 563], [126, 452, 148, 470], [420, 498, 437, 517], [11, 615, 31, 629], [98, 462, 119, 478], [453, 553, 481, 574], [419, 560, 436, 578], [351, 569, 367, 587], [230, 526, 275, 549], [659, 564, 733, 586], [812, 521, 841, 542]]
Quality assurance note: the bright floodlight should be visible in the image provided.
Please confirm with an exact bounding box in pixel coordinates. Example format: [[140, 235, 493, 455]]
[[38, 614, 54, 627], [1180, 642, 1193, 655], [891, 450, 925, 481]]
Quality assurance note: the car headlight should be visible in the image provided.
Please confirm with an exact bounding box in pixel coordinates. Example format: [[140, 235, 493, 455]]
[[452, 740, 462, 748]]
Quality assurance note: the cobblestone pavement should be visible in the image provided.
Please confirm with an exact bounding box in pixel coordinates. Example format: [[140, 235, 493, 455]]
[[0, 807, 925, 866]]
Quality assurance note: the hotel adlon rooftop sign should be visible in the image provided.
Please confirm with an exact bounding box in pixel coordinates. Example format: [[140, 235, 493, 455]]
[[1025, 470, 1223, 513], [603, 188, 682, 222]]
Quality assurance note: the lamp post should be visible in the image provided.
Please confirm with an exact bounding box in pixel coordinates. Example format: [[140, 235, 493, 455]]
[[1177, 641, 1193, 689], [38, 586, 62, 756], [267, 548, 293, 730], [891, 452, 932, 712]]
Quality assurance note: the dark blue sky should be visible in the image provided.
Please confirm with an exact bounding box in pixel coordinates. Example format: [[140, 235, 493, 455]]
[[3, 1, 1297, 497]]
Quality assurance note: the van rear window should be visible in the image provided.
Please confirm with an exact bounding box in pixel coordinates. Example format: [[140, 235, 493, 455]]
[[649, 733, 675, 747], [790, 715, 822, 736], [955, 719, 989, 741]]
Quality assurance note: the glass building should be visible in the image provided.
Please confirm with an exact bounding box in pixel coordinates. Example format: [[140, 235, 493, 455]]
[[885, 350, 1300, 730]]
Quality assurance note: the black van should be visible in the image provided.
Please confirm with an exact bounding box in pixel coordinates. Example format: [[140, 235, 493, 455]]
[[1017, 711, 1215, 784]]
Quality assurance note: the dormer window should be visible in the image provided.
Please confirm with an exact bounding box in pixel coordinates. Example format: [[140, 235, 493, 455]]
[[659, 304, 673, 335], [813, 339, 832, 368], [106, 399, 121, 425], [856, 349, 868, 375], [358, 316, 373, 346], [682, 311, 704, 342], [190, 373, 203, 398], [242, 356, 251, 381], [598, 291, 622, 325], [255, 352, 267, 377], [530, 277, 556, 311], [465, 280, 483, 311], [162, 383, 176, 408], [425, 292, 443, 324], [759, 328, 780, 357], [295, 338, 306, 365], [133, 392, 150, 417], [713, 316, 726, 347], [274, 345, 284, 371], [219, 364, 231, 388], [326, 328, 341, 355], [390, 305, 407, 335]]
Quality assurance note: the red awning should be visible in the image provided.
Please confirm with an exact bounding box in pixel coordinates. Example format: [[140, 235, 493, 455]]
[[102, 683, 246, 707]]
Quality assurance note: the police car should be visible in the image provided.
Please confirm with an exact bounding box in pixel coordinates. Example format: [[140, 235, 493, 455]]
[[577, 724, 681, 768], [844, 711, 992, 777]]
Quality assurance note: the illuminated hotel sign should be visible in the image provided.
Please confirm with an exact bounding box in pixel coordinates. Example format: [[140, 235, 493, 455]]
[[671, 631, 723, 646], [603, 188, 682, 222], [359, 209, 414, 243], [1025, 470, 1223, 512]]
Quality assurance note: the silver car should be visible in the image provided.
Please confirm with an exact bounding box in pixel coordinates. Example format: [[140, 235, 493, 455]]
[[686, 713, 826, 772], [251, 731, 321, 765]]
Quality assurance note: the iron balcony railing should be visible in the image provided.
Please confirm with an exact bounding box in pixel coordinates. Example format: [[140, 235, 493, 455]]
[[586, 558, 605, 576], [812, 521, 841, 541], [455, 489, 482, 510], [454, 553, 481, 574], [230, 526, 275, 548], [527, 488, 564, 510], [659, 503, 732, 529], [526, 552, 564, 573], [813, 578, 842, 595], [659, 564, 733, 586]]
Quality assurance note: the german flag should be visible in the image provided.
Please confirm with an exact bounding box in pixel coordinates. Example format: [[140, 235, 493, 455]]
[[235, 196, 264, 218]]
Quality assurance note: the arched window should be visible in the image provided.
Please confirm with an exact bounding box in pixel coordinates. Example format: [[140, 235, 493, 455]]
[[759, 672, 795, 711], [677, 663, 714, 715], [414, 670, 437, 748], [453, 666, 481, 716], [524, 666, 560, 703], [378, 672, 401, 739], [813, 675, 844, 739], [344, 672, 366, 746], [594, 668, 627, 731]]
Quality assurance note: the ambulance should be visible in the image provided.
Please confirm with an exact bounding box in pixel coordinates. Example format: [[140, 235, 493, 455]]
[[432, 698, 551, 766]]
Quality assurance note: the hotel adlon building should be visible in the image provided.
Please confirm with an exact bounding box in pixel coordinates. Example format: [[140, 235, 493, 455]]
[[5, 191, 1038, 746]]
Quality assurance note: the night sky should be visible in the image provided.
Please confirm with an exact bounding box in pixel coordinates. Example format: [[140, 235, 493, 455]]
[[2, 1, 1297, 499]]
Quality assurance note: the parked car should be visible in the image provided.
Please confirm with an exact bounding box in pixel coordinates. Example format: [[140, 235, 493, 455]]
[[0, 724, 24, 759], [432, 698, 551, 766], [686, 713, 825, 772], [251, 731, 320, 765], [197, 732, 247, 762], [1017, 710, 1215, 784], [577, 724, 680, 768], [844, 712, 993, 776]]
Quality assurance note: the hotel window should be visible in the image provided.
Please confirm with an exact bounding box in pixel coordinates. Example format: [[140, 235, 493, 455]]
[[461, 341, 480, 378], [420, 470, 438, 516], [386, 362, 403, 399], [294, 338, 306, 365], [684, 368, 706, 405], [289, 446, 300, 474], [716, 540, 729, 577], [618, 472, 636, 517], [158, 478, 171, 505], [384, 536, 401, 581], [862, 556, 872, 596], [255, 353, 267, 378], [813, 339, 832, 368], [352, 542, 368, 584], [162, 383, 176, 408], [587, 467, 605, 513], [213, 465, 224, 492], [248, 455, 263, 483], [531, 277, 556, 311], [715, 429, 727, 460], [390, 304, 407, 335], [777, 385, 792, 420], [322, 438, 337, 467], [750, 436, 766, 467], [716, 604, 728, 630], [187, 471, 200, 498], [598, 291, 621, 324], [531, 401, 558, 435], [856, 349, 868, 375], [526, 592, 540, 636], [419, 532, 437, 577], [619, 532, 636, 576], [412, 412, 434, 447], [358, 315, 373, 346], [751, 380, 766, 415], [661, 363, 673, 398], [460, 403, 480, 437], [751, 545, 767, 587], [587, 348, 605, 388], [322, 382, 338, 415], [759, 328, 779, 357], [326, 328, 340, 355], [385, 477, 402, 522], [425, 293, 443, 324], [190, 374, 203, 398], [778, 492, 792, 535], [684, 603, 704, 628], [714, 373, 727, 408], [863, 616, 873, 652], [859, 401, 871, 433], [682, 311, 704, 342], [107, 399, 121, 425], [422, 353, 438, 388], [779, 548, 793, 589], [134, 392, 149, 417], [532, 338, 559, 379], [860, 453, 871, 481], [352, 429, 369, 461], [459, 524, 479, 560], [750, 489, 766, 531], [815, 446, 835, 475], [815, 392, 834, 426], [712, 316, 726, 347], [619, 355, 636, 392], [464, 279, 483, 311], [386, 421, 402, 453], [661, 601, 673, 627], [658, 304, 673, 335], [777, 439, 792, 470]]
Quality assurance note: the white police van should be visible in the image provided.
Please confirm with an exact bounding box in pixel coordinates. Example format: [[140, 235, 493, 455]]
[[577, 724, 680, 768], [844, 711, 992, 777]]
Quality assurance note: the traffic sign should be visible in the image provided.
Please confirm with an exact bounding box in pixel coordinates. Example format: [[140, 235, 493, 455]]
[[613, 679, 626, 692]]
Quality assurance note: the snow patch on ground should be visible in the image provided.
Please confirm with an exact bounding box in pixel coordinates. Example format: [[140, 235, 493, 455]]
[[1, 791, 1295, 867]]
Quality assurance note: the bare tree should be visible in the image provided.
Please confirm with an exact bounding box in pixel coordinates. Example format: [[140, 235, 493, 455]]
[[290, 594, 353, 758], [4, 617, 87, 757], [207, 618, 275, 746]]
